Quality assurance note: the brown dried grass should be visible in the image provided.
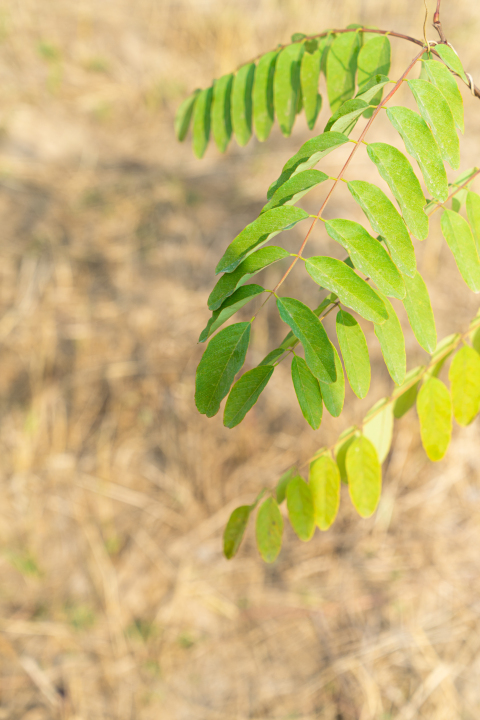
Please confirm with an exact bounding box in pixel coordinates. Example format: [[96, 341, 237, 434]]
[[1, 1, 480, 718]]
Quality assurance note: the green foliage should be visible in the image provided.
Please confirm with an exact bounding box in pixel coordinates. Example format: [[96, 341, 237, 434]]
[[177, 24, 480, 562]]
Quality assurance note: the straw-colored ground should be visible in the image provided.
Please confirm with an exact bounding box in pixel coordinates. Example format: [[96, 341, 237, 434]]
[[1, 1, 480, 718]]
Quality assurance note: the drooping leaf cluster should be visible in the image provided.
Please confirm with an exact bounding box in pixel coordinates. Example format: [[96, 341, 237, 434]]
[[175, 27, 480, 562]]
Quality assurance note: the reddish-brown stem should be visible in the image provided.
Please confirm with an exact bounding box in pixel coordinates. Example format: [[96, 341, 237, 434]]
[[268, 47, 425, 298], [433, 0, 446, 43]]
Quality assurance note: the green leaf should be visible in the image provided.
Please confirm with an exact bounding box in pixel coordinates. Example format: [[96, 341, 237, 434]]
[[417, 377, 452, 461], [408, 79, 460, 170], [448, 345, 480, 426], [357, 36, 391, 116], [319, 345, 345, 417], [326, 31, 361, 113], [199, 285, 264, 342], [276, 467, 296, 504], [276, 297, 336, 383], [325, 219, 405, 299], [195, 322, 251, 417], [363, 398, 394, 463], [434, 44, 468, 84], [305, 256, 389, 323], [274, 43, 305, 137], [309, 455, 340, 530], [367, 142, 428, 240], [336, 309, 370, 399], [402, 271, 437, 353], [393, 365, 424, 418], [256, 498, 283, 563], [335, 427, 357, 483], [223, 505, 251, 559], [421, 59, 464, 133], [386, 106, 448, 202], [208, 246, 289, 311], [373, 292, 406, 385], [261, 169, 328, 213], [356, 74, 390, 105], [192, 86, 213, 159], [232, 63, 255, 147], [324, 98, 368, 135], [253, 50, 278, 142], [300, 46, 322, 130], [466, 191, 480, 253], [346, 436, 382, 518], [216, 206, 308, 274], [267, 132, 348, 199], [291, 355, 323, 429], [441, 209, 480, 292], [223, 365, 274, 428], [175, 89, 200, 141], [291, 32, 306, 43], [348, 180, 416, 278], [357, 36, 391, 87], [211, 74, 233, 153], [258, 348, 284, 366], [286, 476, 315, 541]]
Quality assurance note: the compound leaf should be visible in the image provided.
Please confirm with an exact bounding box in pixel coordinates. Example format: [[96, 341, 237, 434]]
[[448, 345, 480, 426], [402, 271, 437, 353], [232, 63, 255, 147], [309, 455, 341, 530], [286, 476, 315, 541], [346, 436, 382, 518], [276, 296, 336, 383], [319, 345, 345, 417], [195, 322, 251, 417], [224, 365, 274, 428], [208, 246, 289, 311], [224, 505, 251, 559], [274, 43, 305, 137], [291, 355, 323, 429], [199, 284, 264, 342], [267, 132, 348, 199], [363, 397, 394, 463], [348, 180, 416, 277], [373, 292, 406, 385], [466, 191, 480, 253], [336, 309, 370, 399], [325, 219, 405, 299], [305, 256, 389, 323], [261, 169, 328, 213], [387, 106, 448, 202], [417, 377, 452, 461], [216, 206, 308, 274], [253, 50, 278, 141], [434, 44, 468, 84], [367, 142, 428, 240], [441, 209, 480, 292], [408, 78, 460, 169], [192, 86, 213, 159], [175, 89, 200, 141], [326, 31, 361, 113], [421, 58, 464, 133], [256, 498, 283, 563], [300, 46, 323, 129], [212, 73, 233, 153]]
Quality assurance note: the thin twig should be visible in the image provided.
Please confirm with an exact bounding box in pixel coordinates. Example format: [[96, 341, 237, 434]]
[[433, 0, 447, 43]]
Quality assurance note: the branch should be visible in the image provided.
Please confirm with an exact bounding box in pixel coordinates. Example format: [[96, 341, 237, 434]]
[[433, 0, 447, 43]]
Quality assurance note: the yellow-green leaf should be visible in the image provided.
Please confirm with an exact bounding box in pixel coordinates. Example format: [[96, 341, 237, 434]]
[[256, 498, 283, 563], [335, 426, 357, 483], [336, 309, 370, 399], [402, 271, 437, 353], [286, 476, 315, 541], [326, 31, 361, 113], [346, 436, 382, 518], [441, 209, 480, 293], [276, 466, 296, 504], [373, 292, 406, 385], [466, 191, 480, 253], [421, 59, 464, 133], [223, 505, 251, 559], [309, 455, 340, 530], [448, 345, 480, 426], [434, 44, 468, 84], [362, 397, 394, 463], [417, 377, 452, 461], [393, 365, 424, 418], [261, 169, 328, 213], [357, 36, 391, 116]]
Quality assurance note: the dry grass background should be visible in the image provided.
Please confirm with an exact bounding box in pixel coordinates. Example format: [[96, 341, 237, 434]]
[[1, 1, 480, 718]]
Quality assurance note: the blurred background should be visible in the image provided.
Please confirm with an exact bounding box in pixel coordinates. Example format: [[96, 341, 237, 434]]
[[1, 0, 480, 718]]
